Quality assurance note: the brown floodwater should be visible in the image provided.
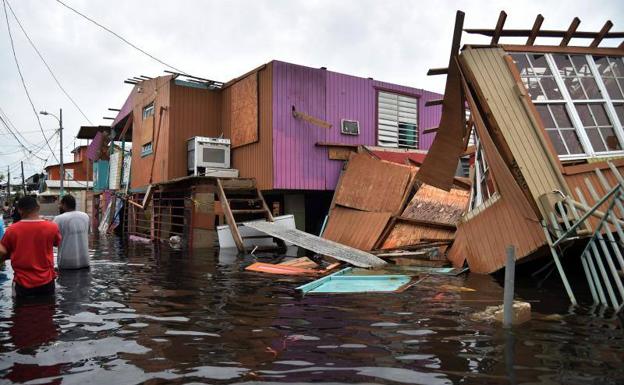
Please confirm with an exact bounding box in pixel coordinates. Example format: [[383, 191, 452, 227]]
[[0, 236, 623, 385]]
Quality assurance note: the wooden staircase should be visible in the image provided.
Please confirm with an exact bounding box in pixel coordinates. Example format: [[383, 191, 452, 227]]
[[216, 178, 284, 253]]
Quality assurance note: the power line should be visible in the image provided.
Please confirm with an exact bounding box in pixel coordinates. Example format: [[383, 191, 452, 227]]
[[2, 0, 60, 163], [0, 111, 47, 161], [55, 0, 188, 74], [5, 0, 93, 125]]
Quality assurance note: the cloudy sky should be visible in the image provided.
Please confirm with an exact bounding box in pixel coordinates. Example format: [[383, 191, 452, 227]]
[[0, 0, 622, 179]]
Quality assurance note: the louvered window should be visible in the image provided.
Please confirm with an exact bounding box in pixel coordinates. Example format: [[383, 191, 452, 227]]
[[377, 91, 419, 149]]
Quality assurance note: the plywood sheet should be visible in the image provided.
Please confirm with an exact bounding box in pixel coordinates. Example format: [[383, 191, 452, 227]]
[[381, 222, 455, 250], [243, 221, 387, 268], [333, 153, 413, 214], [228, 73, 258, 148], [323, 207, 393, 251], [402, 185, 469, 224]]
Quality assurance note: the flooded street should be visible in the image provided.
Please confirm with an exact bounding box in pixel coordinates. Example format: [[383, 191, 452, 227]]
[[0, 236, 622, 385]]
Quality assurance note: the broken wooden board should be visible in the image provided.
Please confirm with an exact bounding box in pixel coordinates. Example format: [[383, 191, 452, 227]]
[[322, 207, 393, 251], [243, 221, 387, 268]]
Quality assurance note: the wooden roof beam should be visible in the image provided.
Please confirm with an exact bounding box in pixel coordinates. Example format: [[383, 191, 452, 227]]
[[425, 99, 444, 107], [491, 11, 507, 45], [449, 10, 466, 65], [590, 20, 613, 48], [465, 28, 624, 39], [561, 17, 581, 47], [526, 14, 544, 45], [427, 67, 448, 76]]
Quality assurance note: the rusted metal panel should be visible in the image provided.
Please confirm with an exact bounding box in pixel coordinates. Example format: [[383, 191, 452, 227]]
[[402, 185, 469, 224], [333, 153, 413, 214], [244, 221, 387, 268], [223, 63, 273, 190], [322, 207, 393, 251], [168, 81, 222, 181], [130, 76, 172, 189]]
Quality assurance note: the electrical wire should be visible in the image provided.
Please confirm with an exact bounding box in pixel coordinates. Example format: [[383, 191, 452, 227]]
[[55, 0, 188, 74], [2, 0, 60, 163], [5, 0, 93, 125], [0, 113, 47, 161]]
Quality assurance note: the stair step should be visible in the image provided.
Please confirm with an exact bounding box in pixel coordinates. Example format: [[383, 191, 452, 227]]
[[231, 209, 268, 215], [228, 198, 262, 203]]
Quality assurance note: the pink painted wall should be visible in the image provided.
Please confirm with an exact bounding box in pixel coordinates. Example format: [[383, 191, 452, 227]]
[[272, 60, 442, 190]]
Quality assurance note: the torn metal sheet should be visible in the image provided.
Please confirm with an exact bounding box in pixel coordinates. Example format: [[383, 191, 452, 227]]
[[243, 221, 387, 268]]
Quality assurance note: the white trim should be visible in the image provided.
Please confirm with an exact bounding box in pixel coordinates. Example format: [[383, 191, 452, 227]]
[[587, 55, 624, 150]]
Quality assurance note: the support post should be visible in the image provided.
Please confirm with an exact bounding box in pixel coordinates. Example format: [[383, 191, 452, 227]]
[[503, 245, 516, 328], [20, 161, 25, 194], [7, 166, 10, 200], [59, 108, 64, 197]]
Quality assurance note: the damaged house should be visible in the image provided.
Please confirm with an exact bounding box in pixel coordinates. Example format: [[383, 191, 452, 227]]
[[416, 11, 624, 308]]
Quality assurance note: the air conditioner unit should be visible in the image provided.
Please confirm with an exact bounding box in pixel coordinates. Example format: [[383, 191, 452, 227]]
[[187, 136, 231, 175]]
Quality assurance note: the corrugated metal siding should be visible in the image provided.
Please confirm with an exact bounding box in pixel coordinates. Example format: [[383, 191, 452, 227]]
[[223, 63, 274, 190], [168, 83, 221, 179], [461, 48, 570, 218], [272, 61, 442, 190], [130, 76, 172, 189]]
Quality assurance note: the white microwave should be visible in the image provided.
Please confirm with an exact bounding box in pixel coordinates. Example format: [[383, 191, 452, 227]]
[[187, 136, 231, 174]]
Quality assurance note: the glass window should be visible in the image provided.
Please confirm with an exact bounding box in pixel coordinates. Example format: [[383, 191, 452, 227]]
[[377, 91, 419, 149], [512, 53, 624, 158], [470, 134, 497, 211], [142, 102, 155, 120], [141, 142, 153, 157]]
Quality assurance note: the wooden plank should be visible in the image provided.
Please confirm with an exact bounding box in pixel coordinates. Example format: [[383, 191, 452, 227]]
[[501, 44, 624, 56], [526, 14, 544, 45], [422, 127, 439, 135], [216, 179, 245, 252], [427, 67, 448, 76], [466, 27, 624, 39], [590, 21, 613, 48], [396, 217, 457, 231], [243, 221, 387, 268], [425, 99, 444, 107], [563, 158, 624, 176], [322, 207, 393, 251], [491, 11, 508, 45], [228, 72, 259, 148], [560, 17, 581, 47], [292, 107, 332, 129]]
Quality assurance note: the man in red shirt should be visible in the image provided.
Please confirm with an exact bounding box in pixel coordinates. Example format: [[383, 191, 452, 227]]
[[0, 196, 61, 297]]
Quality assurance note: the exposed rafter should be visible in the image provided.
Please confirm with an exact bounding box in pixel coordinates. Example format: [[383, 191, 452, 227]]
[[491, 11, 507, 45], [526, 14, 544, 45], [560, 17, 581, 47], [590, 21, 613, 48]]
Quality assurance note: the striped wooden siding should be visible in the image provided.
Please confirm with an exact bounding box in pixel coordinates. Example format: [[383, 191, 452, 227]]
[[168, 82, 221, 180], [461, 48, 569, 218], [564, 163, 624, 230], [272, 61, 442, 190], [130, 76, 172, 189], [223, 63, 274, 190]]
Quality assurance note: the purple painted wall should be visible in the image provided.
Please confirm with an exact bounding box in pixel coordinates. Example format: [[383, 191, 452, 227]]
[[272, 60, 442, 190]]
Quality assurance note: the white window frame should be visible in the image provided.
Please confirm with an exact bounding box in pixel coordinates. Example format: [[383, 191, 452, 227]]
[[376, 91, 419, 149], [517, 53, 624, 161], [64, 168, 74, 180]]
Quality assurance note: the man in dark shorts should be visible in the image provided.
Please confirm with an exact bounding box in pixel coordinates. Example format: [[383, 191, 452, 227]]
[[0, 196, 61, 297]]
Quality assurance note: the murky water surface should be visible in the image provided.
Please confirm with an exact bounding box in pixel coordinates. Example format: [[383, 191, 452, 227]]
[[0, 236, 623, 384]]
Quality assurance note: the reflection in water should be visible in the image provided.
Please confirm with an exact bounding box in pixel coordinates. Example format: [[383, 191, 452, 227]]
[[0, 235, 622, 384]]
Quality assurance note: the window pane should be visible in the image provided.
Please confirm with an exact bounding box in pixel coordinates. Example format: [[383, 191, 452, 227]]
[[564, 77, 586, 99], [614, 103, 624, 125], [603, 77, 624, 99], [512, 54, 532, 76], [600, 127, 622, 151], [571, 55, 592, 76], [550, 104, 573, 127], [561, 130, 584, 154], [575, 104, 593, 126], [594, 56, 612, 77], [612, 57, 624, 78], [553, 54, 574, 76], [540, 77, 562, 99], [525, 78, 545, 100], [529, 54, 551, 76], [589, 104, 610, 126], [547, 130, 567, 155], [581, 77, 602, 99], [585, 127, 606, 152], [536, 105, 555, 127]]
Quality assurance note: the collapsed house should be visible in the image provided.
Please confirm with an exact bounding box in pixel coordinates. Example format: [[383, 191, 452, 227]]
[[414, 11, 624, 308]]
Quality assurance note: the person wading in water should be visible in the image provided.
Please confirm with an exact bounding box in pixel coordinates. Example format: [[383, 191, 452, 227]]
[[54, 194, 90, 270], [0, 196, 61, 297]]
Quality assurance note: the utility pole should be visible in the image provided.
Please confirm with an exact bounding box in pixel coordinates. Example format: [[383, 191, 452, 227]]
[[59, 108, 64, 197], [6, 166, 10, 201], [20, 161, 25, 194]]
